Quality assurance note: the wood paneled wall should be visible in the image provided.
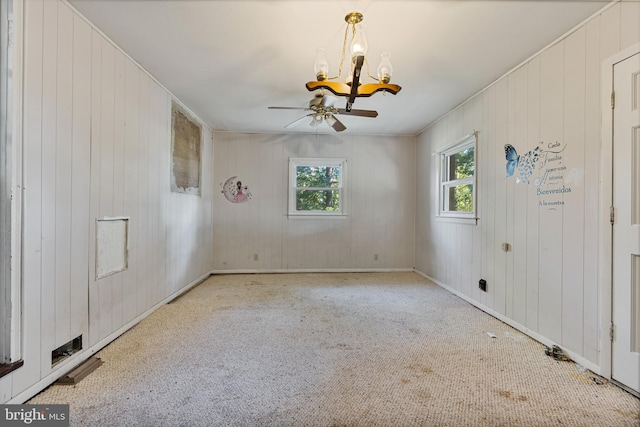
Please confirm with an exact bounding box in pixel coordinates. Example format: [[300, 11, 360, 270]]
[[0, 0, 213, 403], [212, 132, 416, 271], [415, 1, 640, 369]]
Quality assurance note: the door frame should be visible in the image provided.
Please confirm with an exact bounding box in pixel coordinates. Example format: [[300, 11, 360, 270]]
[[600, 41, 640, 382]]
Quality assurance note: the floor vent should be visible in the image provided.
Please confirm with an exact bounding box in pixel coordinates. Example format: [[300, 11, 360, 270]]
[[51, 335, 82, 366], [56, 356, 103, 385]]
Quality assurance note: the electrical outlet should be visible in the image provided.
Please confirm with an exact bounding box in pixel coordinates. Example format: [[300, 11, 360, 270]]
[[501, 242, 510, 252], [479, 279, 487, 292], [374, 254, 379, 261], [253, 253, 259, 261]]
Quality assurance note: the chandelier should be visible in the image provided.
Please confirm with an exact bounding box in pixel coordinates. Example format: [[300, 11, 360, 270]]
[[306, 12, 401, 112]]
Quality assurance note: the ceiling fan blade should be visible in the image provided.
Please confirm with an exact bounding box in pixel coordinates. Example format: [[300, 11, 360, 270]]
[[326, 114, 346, 132], [269, 106, 309, 111], [337, 108, 378, 118], [285, 114, 313, 129]]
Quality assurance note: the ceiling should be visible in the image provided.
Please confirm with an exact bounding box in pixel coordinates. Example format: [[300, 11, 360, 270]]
[[68, 0, 610, 136]]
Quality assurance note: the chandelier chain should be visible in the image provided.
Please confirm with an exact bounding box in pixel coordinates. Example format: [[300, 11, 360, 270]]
[[328, 21, 379, 83]]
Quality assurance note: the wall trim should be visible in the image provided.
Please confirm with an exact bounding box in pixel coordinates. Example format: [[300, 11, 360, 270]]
[[7, 271, 211, 404], [413, 269, 603, 375], [208, 268, 414, 275], [599, 41, 640, 381]]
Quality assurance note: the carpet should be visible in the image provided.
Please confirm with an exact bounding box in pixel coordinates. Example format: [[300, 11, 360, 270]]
[[29, 272, 640, 426]]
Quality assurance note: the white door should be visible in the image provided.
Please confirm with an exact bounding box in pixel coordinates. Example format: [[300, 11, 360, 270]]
[[612, 51, 640, 394]]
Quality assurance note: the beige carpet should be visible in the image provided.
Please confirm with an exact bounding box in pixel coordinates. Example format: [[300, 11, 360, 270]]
[[29, 272, 640, 426]]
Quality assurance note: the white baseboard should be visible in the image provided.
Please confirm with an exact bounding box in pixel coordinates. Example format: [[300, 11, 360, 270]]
[[208, 268, 414, 275], [413, 269, 602, 375]]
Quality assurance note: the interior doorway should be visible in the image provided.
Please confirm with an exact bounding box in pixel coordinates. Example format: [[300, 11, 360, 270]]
[[611, 50, 640, 396]]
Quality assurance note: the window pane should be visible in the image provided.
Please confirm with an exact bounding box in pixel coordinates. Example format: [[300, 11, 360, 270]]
[[296, 166, 340, 188], [447, 148, 475, 180], [446, 184, 473, 212], [296, 189, 340, 211]]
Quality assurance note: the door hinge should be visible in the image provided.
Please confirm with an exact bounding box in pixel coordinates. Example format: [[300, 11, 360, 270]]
[[610, 322, 615, 341], [610, 206, 615, 224], [611, 91, 615, 109]]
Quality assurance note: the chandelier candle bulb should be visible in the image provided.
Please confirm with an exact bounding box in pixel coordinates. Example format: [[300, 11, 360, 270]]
[[350, 24, 368, 58], [377, 53, 393, 84], [314, 48, 329, 81]]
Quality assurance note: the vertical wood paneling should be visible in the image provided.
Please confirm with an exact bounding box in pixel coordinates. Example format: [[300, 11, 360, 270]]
[[461, 102, 475, 296], [512, 65, 528, 326], [39, 0, 57, 372], [69, 11, 91, 347], [157, 90, 169, 298], [481, 85, 496, 308], [620, 0, 640, 50], [600, 3, 621, 59], [54, 3, 72, 349], [16, 0, 44, 392], [537, 42, 564, 343], [146, 82, 160, 306], [561, 27, 586, 355], [525, 56, 541, 331], [582, 16, 601, 363], [87, 29, 101, 347], [202, 129, 214, 270], [121, 61, 139, 324], [505, 73, 516, 320], [471, 96, 484, 303], [110, 49, 125, 331], [493, 79, 508, 315], [136, 74, 149, 315], [97, 39, 115, 341]]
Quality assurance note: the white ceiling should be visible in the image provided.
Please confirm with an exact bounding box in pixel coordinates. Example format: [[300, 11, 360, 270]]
[[68, 0, 610, 136]]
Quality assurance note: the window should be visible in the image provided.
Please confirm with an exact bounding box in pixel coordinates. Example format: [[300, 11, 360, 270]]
[[438, 134, 476, 219], [288, 158, 346, 216]]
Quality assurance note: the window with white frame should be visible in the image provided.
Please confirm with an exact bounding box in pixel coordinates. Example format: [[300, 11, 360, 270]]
[[288, 158, 346, 216], [438, 134, 476, 218]]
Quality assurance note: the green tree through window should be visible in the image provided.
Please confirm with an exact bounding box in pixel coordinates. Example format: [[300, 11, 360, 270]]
[[439, 135, 476, 217], [447, 147, 474, 212], [289, 158, 345, 215], [295, 166, 340, 211]]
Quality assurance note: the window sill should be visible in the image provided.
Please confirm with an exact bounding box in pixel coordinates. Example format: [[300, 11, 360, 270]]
[[0, 360, 23, 378], [287, 213, 348, 219], [435, 215, 478, 225]]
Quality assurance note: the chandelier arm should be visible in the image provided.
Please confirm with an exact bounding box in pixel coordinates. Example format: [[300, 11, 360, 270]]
[[356, 83, 402, 97], [305, 81, 402, 98], [364, 56, 377, 82]]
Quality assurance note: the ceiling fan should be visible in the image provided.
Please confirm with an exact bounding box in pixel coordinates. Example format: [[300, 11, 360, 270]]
[[268, 93, 378, 132]]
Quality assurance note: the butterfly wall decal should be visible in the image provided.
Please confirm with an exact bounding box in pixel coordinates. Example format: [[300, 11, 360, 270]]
[[504, 144, 541, 184]]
